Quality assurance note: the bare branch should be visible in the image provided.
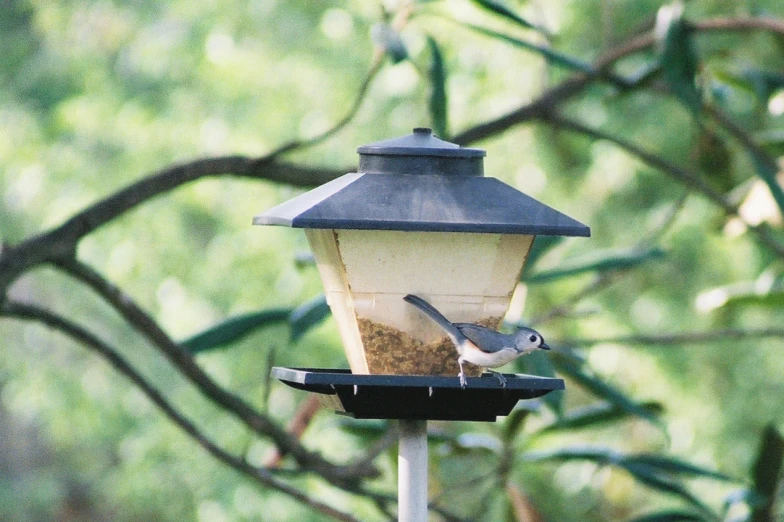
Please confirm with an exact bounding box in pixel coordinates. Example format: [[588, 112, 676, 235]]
[[545, 113, 731, 209], [692, 16, 784, 35], [0, 157, 348, 293], [543, 113, 784, 258], [0, 301, 364, 522], [51, 257, 378, 485], [452, 15, 784, 148]]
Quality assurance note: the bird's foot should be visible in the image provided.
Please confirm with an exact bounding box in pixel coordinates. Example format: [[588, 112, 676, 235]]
[[488, 370, 507, 388], [459, 371, 467, 389]]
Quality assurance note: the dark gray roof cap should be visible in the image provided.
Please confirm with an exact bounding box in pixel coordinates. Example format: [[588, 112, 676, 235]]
[[357, 127, 485, 158]]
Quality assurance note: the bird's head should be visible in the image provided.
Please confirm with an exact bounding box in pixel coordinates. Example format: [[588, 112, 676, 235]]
[[513, 328, 550, 354]]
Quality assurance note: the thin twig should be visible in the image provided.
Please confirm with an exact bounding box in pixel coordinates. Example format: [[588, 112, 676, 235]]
[[556, 328, 784, 347], [0, 301, 363, 522], [266, 58, 384, 157]]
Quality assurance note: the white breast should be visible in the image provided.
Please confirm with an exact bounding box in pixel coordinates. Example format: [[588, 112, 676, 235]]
[[460, 344, 520, 368]]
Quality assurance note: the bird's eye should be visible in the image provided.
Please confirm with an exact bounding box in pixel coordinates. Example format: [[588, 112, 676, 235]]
[[529, 334, 538, 342]]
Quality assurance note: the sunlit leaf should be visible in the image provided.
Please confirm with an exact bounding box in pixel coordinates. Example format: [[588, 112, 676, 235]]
[[471, 0, 546, 35], [182, 308, 292, 353], [696, 271, 784, 312], [462, 23, 594, 74], [656, 2, 701, 115], [750, 424, 784, 522], [524, 247, 666, 284], [289, 294, 331, 342], [427, 36, 448, 139]]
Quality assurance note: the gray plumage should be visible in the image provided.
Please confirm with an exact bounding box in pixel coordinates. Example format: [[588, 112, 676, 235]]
[[403, 294, 550, 388]]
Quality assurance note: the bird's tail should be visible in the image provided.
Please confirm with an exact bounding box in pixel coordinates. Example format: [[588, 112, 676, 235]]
[[403, 294, 464, 347]]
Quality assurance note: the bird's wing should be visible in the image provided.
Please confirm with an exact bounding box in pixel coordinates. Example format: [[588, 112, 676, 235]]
[[403, 294, 467, 346], [454, 323, 512, 354]]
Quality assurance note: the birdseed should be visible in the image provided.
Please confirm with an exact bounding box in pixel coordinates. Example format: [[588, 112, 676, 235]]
[[357, 317, 502, 376]]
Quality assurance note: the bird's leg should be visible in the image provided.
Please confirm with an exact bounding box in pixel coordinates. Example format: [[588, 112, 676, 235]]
[[458, 359, 467, 389], [486, 369, 507, 388]]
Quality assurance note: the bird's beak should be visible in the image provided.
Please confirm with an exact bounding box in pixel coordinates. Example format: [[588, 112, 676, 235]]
[[539, 342, 551, 351]]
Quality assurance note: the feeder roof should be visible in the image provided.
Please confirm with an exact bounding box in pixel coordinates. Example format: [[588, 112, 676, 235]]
[[253, 129, 590, 237]]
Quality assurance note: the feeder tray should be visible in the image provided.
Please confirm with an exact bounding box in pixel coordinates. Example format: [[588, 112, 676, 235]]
[[272, 367, 564, 422]]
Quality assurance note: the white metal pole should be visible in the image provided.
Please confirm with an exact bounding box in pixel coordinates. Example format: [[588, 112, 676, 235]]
[[398, 419, 428, 522]]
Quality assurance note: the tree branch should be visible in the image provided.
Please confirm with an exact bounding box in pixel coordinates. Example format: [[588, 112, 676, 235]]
[[0, 301, 364, 522], [543, 113, 784, 258], [451, 15, 784, 147], [51, 257, 378, 486], [692, 16, 784, 35]]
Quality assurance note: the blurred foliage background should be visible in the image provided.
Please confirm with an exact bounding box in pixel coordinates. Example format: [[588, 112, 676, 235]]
[[2, 0, 784, 520]]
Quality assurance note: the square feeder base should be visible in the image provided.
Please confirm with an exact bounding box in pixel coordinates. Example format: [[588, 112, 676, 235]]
[[272, 367, 564, 422]]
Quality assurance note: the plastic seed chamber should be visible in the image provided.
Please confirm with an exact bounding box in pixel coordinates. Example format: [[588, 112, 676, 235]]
[[306, 227, 533, 376]]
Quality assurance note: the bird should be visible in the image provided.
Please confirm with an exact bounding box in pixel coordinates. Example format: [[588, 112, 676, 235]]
[[403, 294, 550, 388]]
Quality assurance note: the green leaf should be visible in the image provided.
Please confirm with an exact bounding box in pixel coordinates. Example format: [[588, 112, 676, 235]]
[[742, 69, 784, 104], [371, 22, 408, 64], [523, 448, 721, 516], [516, 350, 562, 414], [524, 247, 666, 284], [536, 401, 664, 435], [462, 23, 595, 74], [524, 235, 564, 271], [626, 510, 705, 522], [656, 3, 701, 115], [289, 294, 331, 342], [755, 129, 784, 157], [623, 454, 734, 483], [503, 405, 535, 443], [471, 0, 546, 34], [750, 424, 784, 522], [622, 465, 714, 517], [337, 419, 390, 438], [749, 148, 784, 218], [182, 308, 292, 353], [551, 354, 663, 428], [427, 36, 448, 139]]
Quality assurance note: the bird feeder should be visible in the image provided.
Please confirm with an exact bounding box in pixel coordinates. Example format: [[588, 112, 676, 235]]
[[254, 128, 589, 522], [254, 128, 588, 380]]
